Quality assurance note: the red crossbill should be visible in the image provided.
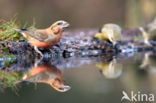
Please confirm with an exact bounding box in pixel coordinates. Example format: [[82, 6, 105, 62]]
[[13, 20, 69, 57]]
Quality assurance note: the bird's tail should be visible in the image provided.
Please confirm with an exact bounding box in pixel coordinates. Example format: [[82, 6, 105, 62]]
[[12, 28, 22, 32]]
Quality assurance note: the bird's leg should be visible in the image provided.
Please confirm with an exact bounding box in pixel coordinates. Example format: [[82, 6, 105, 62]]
[[109, 36, 116, 46], [49, 48, 54, 53], [144, 39, 152, 46], [108, 30, 116, 45], [34, 57, 43, 67], [34, 46, 44, 57]]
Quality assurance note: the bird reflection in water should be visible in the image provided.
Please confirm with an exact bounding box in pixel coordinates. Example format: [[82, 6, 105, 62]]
[[140, 52, 156, 70], [95, 58, 123, 79], [16, 59, 71, 92]]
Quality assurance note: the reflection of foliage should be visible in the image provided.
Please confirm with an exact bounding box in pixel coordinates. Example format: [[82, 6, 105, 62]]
[[0, 55, 16, 69], [0, 71, 23, 94], [0, 71, 21, 88], [0, 55, 20, 89]]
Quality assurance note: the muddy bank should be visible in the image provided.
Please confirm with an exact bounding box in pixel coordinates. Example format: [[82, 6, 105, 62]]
[[0, 28, 156, 58]]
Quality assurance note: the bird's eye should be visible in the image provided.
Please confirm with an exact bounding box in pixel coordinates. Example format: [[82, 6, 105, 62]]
[[57, 22, 63, 25]]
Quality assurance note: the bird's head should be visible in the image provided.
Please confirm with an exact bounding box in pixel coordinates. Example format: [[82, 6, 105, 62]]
[[50, 77, 71, 92], [50, 20, 69, 35]]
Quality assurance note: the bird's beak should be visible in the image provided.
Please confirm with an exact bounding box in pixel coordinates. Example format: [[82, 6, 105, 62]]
[[52, 84, 71, 92], [57, 84, 71, 92], [62, 22, 70, 28]]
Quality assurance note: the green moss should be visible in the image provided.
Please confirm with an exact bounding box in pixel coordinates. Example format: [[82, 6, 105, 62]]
[[0, 17, 23, 41], [0, 16, 36, 41]]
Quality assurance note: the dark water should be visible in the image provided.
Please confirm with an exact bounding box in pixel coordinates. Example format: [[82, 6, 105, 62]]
[[0, 52, 156, 103]]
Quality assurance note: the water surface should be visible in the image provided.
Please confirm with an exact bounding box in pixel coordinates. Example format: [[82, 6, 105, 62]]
[[0, 52, 156, 103]]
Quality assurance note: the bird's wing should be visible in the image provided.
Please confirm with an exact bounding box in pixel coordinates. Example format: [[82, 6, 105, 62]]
[[24, 29, 50, 42], [13, 28, 53, 42]]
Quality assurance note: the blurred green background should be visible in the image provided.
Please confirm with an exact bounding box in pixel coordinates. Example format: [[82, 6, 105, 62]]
[[0, 0, 156, 28]]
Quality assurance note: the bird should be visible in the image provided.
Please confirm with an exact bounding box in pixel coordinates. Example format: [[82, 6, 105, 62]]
[[140, 52, 156, 70], [13, 20, 69, 57], [139, 27, 156, 46], [94, 23, 122, 46], [15, 61, 71, 92], [95, 59, 123, 79]]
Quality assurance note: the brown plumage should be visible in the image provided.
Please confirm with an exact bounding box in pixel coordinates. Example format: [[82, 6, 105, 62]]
[[22, 62, 71, 92], [13, 20, 69, 57]]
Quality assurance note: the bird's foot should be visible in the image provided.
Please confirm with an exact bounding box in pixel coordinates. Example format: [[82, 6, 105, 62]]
[[34, 46, 44, 58], [34, 57, 43, 67]]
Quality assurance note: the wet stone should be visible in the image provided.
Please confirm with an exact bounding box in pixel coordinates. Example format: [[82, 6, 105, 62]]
[[1, 29, 156, 58]]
